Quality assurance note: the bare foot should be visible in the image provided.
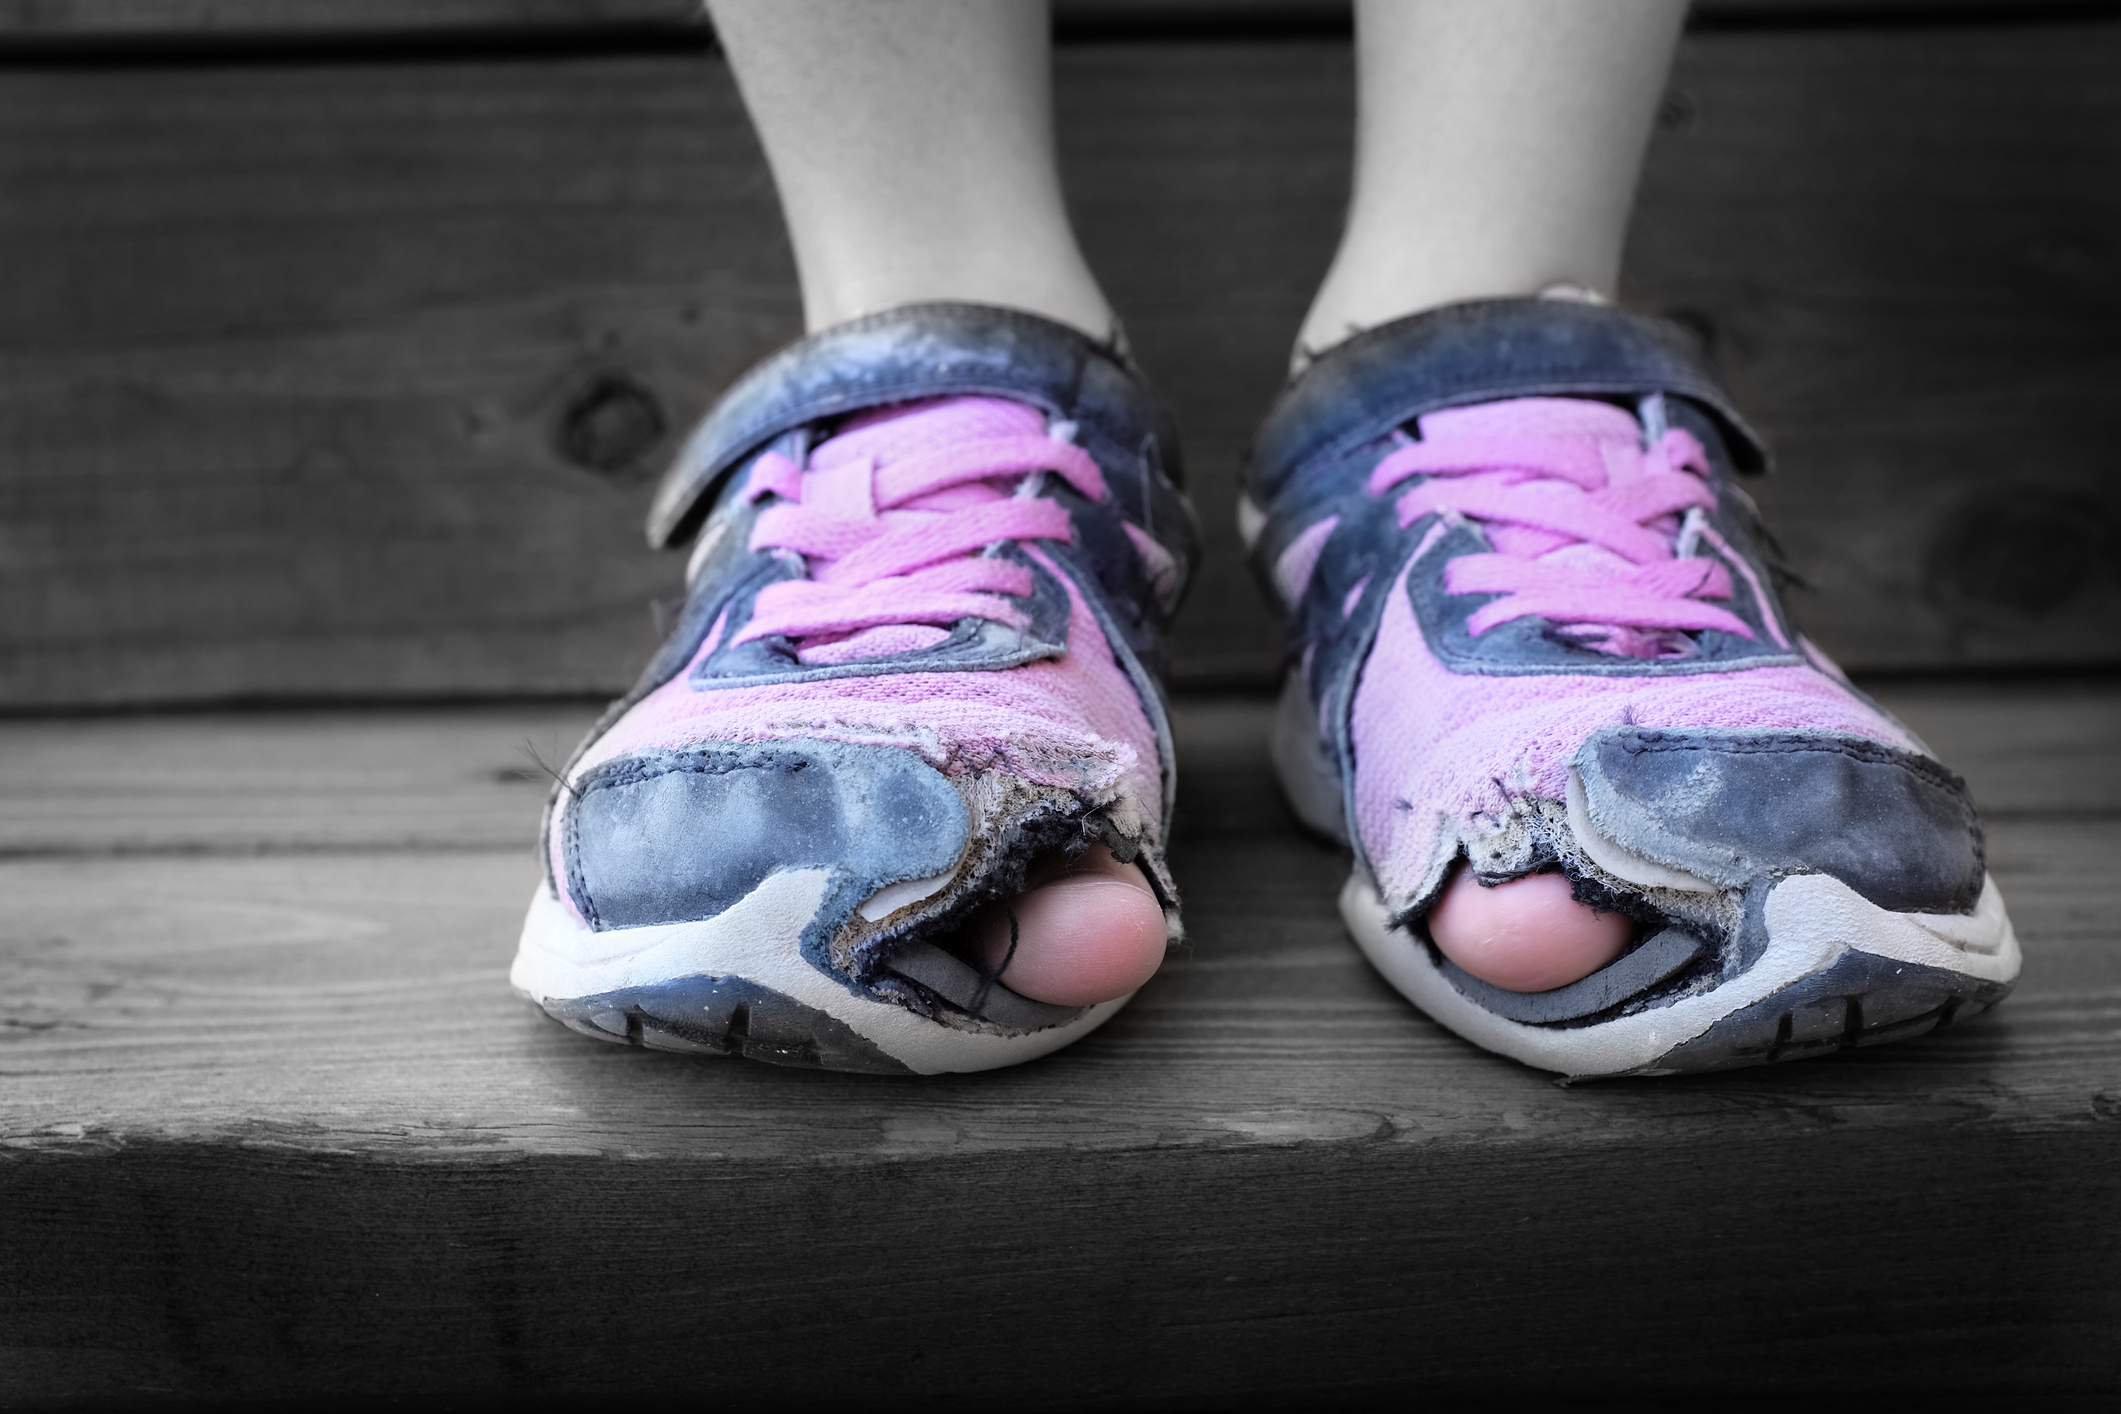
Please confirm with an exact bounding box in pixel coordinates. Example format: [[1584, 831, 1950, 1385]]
[[957, 844, 1168, 1006], [1427, 863, 1633, 993]]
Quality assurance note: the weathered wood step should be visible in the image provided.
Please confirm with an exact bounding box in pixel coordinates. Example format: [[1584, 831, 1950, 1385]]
[[3, 683, 2116, 1402]]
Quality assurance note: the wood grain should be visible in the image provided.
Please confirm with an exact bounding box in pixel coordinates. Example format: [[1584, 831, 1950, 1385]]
[[8, 1, 2118, 46], [0, 703, 595, 856], [1, 684, 2113, 1151], [0, 0, 703, 42], [1633, 25, 2121, 672], [0, 53, 791, 706], [2, 25, 2118, 708], [1, 687, 2115, 1400], [6, 818, 2110, 1156]]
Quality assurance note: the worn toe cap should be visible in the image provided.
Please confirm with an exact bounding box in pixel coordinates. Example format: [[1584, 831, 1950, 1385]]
[[1570, 726, 1985, 914], [560, 739, 968, 931]]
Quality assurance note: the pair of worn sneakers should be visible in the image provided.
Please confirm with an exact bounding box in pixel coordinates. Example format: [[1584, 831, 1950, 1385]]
[[509, 298, 2020, 1079]]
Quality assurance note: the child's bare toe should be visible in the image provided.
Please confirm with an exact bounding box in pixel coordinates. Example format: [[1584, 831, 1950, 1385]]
[[962, 845, 1168, 1006], [1427, 863, 1632, 993]]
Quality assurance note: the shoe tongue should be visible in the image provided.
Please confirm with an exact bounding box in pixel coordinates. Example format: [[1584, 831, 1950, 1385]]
[[1417, 395, 1641, 448], [818, 395, 1045, 469]]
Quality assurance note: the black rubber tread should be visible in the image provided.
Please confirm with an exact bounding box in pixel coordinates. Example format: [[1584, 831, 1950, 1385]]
[[1645, 949, 2014, 1075], [535, 974, 912, 1075]]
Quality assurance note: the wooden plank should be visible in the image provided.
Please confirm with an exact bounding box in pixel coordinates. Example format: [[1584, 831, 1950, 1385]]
[[0, 684, 2112, 1135], [1871, 679, 2121, 818], [8, 1, 2118, 47], [3, 821, 2115, 1150], [0, 0, 1358, 53], [2, 687, 2116, 1400], [0, 0, 1356, 49], [8, 1114, 2108, 1404], [0, 54, 792, 707], [0, 703, 595, 856], [2, 25, 2118, 708], [1631, 25, 2121, 672], [0, 0, 703, 43]]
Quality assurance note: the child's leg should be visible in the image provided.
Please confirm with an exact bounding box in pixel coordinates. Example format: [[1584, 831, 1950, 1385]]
[[708, 0, 1113, 339], [1298, 0, 1687, 359]]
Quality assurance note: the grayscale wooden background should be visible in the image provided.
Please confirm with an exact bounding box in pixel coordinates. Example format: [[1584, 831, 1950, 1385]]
[[3, 3, 2118, 1406], [5, 0, 2119, 707]]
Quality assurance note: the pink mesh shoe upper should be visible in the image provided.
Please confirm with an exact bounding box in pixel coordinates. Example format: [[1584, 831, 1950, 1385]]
[[1341, 397, 1918, 910]]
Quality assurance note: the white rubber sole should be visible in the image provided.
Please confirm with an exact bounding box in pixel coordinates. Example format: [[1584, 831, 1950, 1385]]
[[1341, 868, 2021, 1078], [511, 871, 1131, 1075]]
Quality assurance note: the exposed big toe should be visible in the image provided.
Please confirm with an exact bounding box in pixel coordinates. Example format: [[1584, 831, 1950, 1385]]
[[1427, 865, 1633, 993], [977, 846, 1169, 1007]]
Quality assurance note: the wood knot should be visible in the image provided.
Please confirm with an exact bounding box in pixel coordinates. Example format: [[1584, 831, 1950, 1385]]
[[558, 373, 666, 476], [1924, 488, 2116, 620]]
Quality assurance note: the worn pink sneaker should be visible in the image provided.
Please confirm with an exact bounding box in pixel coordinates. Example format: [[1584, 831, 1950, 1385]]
[[1243, 298, 2019, 1077], [512, 305, 1198, 1073]]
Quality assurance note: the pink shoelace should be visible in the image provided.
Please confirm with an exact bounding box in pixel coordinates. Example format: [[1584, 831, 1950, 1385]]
[[731, 398, 1107, 666], [1367, 398, 1784, 659]]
